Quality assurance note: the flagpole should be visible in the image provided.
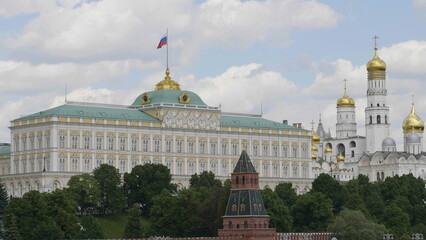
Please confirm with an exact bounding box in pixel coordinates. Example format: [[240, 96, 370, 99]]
[[166, 28, 169, 69]]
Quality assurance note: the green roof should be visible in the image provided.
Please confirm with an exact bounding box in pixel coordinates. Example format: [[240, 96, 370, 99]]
[[220, 115, 307, 131], [131, 89, 207, 107], [15, 104, 161, 122], [0, 146, 10, 156]]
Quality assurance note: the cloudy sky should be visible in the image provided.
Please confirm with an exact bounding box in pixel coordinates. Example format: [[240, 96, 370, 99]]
[[1, 0, 426, 149]]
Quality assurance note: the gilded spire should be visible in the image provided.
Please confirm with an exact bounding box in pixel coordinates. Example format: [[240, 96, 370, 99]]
[[336, 79, 355, 107], [367, 36, 386, 73], [155, 67, 181, 90], [402, 99, 424, 133]]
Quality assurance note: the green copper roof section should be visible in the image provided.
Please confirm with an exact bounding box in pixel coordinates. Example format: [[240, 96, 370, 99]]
[[131, 89, 207, 107], [220, 115, 307, 131], [14, 104, 161, 122], [0, 146, 10, 156], [233, 150, 256, 173]]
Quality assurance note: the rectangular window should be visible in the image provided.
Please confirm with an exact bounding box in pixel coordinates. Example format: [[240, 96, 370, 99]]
[[59, 135, 66, 148], [292, 146, 298, 158], [210, 162, 217, 175], [45, 135, 50, 148], [253, 145, 258, 156], [188, 161, 194, 175], [22, 138, 27, 151], [154, 140, 160, 152], [177, 161, 183, 175], [166, 140, 172, 153], [96, 137, 103, 150], [200, 162, 206, 173], [38, 159, 42, 172], [71, 135, 78, 149], [177, 140, 183, 153], [263, 164, 269, 177], [263, 145, 268, 157], [30, 160, 34, 172], [120, 138, 126, 151], [84, 136, 90, 150], [96, 159, 102, 168], [221, 162, 228, 176], [273, 146, 278, 157], [108, 137, 114, 151], [232, 144, 238, 156], [14, 139, 19, 152], [210, 142, 217, 155], [301, 146, 307, 158], [283, 165, 288, 178], [84, 159, 90, 172], [37, 135, 42, 149], [59, 158, 65, 171], [30, 137, 34, 150], [22, 161, 27, 173], [132, 159, 138, 168], [293, 166, 298, 178], [199, 142, 205, 154], [188, 141, 194, 154], [143, 139, 149, 152], [221, 143, 227, 155], [72, 158, 78, 172], [273, 165, 278, 177], [132, 138, 138, 152], [282, 145, 288, 158]]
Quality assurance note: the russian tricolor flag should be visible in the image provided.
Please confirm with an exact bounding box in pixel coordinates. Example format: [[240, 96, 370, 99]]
[[157, 35, 168, 49]]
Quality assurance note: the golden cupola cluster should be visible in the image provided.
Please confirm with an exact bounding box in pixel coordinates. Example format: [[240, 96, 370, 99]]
[[155, 68, 181, 90], [367, 47, 386, 73], [337, 81, 355, 107], [402, 103, 425, 133]]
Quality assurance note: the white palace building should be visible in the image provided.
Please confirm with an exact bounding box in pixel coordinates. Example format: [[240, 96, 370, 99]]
[[0, 68, 313, 197]]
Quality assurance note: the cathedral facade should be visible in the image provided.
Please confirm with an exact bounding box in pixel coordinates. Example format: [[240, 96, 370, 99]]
[[0, 68, 312, 197], [312, 43, 426, 182]]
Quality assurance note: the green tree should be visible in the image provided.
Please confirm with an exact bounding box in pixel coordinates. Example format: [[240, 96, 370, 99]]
[[93, 164, 125, 213], [123, 203, 143, 238], [149, 189, 180, 237], [74, 215, 105, 239], [328, 209, 387, 240], [66, 173, 101, 213], [44, 189, 79, 238], [312, 173, 346, 212], [381, 203, 410, 238], [5, 214, 21, 240], [357, 175, 385, 218], [0, 183, 9, 216], [5, 191, 64, 240], [123, 163, 176, 213], [261, 188, 293, 232], [291, 192, 333, 232], [275, 182, 297, 208]]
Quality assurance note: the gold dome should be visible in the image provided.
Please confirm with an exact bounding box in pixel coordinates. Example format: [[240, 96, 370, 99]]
[[311, 154, 317, 160], [337, 81, 355, 107], [155, 68, 181, 90], [324, 146, 332, 154], [336, 153, 345, 163], [402, 103, 424, 133], [367, 47, 386, 72], [312, 145, 318, 152], [311, 128, 321, 144]]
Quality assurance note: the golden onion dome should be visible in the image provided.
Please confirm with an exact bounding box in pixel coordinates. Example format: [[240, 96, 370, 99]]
[[311, 154, 317, 160], [311, 128, 321, 144], [312, 145, 318, 152], [402, 103, 425, 133], [155, 68, 181, 90], [336, 153, 345, 163], [324, 146, 332, 154], [337, 82, 355, 107], [367, 47, 386, 72]]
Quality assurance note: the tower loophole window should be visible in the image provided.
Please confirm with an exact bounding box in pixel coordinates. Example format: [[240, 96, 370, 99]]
[[377, 115, 381, 124]]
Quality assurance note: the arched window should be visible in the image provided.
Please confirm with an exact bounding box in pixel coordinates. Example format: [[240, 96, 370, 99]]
[[326, 143, 332, 149], [350, 141, 356, 147], [351, 150, 355, 157], [228, 221, 233, 229], [235, 176, 239, 184], [244, 221, 248, 229], [369, 116, 372, 124], [377, 103, 379, 107], [377, 115, 381, 124], [337, 143, 345, 157], [385, 115, 388, 124]]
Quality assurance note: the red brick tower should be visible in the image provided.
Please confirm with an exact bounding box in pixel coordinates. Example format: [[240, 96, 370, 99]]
[[218, 150, 276, 240]]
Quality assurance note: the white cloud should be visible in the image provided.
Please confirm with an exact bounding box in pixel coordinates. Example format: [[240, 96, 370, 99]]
[[0, 59, 158, 94], [380, 40, 426, 74], [4, 0, 339, 65], [0, 0, 84, 17]]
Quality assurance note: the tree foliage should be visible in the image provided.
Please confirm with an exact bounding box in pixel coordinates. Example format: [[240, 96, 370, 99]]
[[123, 203, 143, 238], [261, 188, 293, 232], [328, 209, 387, 240], [312, 173, 346, 212], [0, 183, 9, 216], [66, 173, 101, 213], [93, 164, 125, 213], [123, 163, 176, 214]]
